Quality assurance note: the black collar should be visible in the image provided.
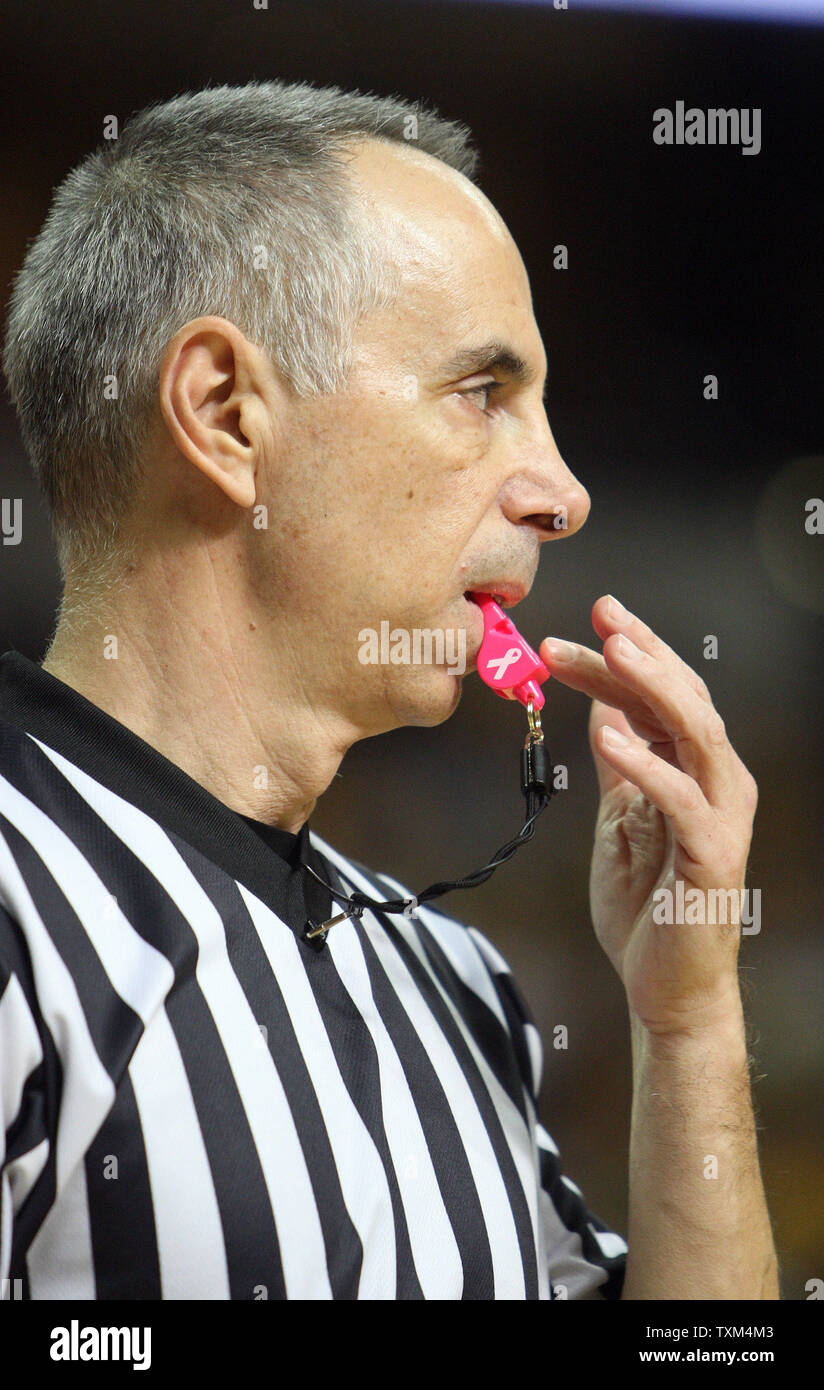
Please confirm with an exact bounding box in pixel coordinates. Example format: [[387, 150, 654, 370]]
[[0, 650, 338, 920]]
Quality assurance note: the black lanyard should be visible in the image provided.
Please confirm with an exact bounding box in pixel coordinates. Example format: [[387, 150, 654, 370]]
[[301, 700, 553, 946]]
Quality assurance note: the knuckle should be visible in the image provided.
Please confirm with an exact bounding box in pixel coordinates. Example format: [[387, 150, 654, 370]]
[[628, 614, 656, 651], [680, 777, 704, 814], [705, 710, 727, 747], [643, 627, 665, 660]]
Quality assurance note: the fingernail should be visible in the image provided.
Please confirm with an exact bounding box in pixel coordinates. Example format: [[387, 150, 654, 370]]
[[606, 595, 628, 621], [544, 638, 577, 662], [601, 726, 629, 748], [616, 634, 639, 659]]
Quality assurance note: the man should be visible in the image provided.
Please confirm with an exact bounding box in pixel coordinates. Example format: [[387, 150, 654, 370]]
[[0, 81, 777, 1300]]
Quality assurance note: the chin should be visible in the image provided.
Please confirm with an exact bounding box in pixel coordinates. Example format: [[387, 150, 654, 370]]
[[389, 668, 464, 729]]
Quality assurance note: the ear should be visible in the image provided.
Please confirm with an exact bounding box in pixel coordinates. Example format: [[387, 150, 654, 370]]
[[158, 316, 268, 508]]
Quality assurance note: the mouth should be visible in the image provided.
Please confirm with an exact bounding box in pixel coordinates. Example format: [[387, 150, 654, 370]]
[[462, 590, 527, 677], [464, 586, 526, 610]]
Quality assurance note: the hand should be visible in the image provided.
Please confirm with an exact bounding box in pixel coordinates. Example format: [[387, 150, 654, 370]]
[[540, 596, 759, 1037]]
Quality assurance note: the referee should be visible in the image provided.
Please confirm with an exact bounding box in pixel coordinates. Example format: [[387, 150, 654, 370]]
[[0, 81, 777, 1300]]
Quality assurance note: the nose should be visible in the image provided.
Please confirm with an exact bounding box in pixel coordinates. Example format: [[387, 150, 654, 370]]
[[500, 422, 591, 541]]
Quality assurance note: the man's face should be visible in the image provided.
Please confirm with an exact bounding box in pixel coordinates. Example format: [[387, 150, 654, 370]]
[[252, 139, 590, 733]]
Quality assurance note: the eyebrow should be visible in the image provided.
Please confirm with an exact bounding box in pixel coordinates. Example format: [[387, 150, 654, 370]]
[[440, 340, 548, 398]]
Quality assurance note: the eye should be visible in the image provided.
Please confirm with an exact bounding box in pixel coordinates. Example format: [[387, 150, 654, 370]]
[[459, 380, 503, 417]]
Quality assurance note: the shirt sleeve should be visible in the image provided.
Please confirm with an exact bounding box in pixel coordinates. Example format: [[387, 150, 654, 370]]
[[0, 904, 53, 1298], [456, 917, 628, 1300]]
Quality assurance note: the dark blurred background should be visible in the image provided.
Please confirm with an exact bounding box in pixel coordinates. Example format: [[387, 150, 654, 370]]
[[1, 0, 822, 1298]]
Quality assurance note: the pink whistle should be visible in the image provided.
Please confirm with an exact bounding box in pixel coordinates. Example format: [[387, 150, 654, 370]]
[[473, 593, 550, 710]]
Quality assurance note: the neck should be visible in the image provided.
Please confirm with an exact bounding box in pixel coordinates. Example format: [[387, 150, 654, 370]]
[[42, 547, 358, 833]]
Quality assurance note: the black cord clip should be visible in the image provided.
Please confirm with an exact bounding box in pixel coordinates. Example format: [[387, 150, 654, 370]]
[[521, 730, 551, 799], [302, 901, 365, 947], [521, 698, 554, 818]]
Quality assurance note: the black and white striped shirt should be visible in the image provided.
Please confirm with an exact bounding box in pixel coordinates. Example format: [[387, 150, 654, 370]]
[[0, 651, 627, 1300]]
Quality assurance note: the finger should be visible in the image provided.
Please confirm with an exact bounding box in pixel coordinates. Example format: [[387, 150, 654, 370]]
[[594, 721, 719, 863], [591, 595, 712, 704], [542, 632, 738, 808], [599, 630, 739, 809], [541, 637, 672, 743]]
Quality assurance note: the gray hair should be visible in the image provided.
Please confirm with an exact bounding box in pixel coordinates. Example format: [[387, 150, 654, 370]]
[[2, 80, 478, 570]]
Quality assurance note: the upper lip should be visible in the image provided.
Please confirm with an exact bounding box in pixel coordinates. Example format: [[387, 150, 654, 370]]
[[465, 583, 529, 609]]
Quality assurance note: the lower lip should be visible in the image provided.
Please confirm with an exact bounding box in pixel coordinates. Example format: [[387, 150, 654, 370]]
[[463, 594, 484, 664]]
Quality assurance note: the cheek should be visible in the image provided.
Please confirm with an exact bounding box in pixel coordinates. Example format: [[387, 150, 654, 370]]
[[401, 407, 491, 512], [285, 395, 491, 555], [393, 441, 493, 578]]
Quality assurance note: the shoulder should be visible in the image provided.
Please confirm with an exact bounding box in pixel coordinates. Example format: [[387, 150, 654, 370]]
[[0, 717, 58, 814]]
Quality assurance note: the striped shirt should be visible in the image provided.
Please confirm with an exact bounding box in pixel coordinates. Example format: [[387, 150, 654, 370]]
[[0, 651, 627, 1300]]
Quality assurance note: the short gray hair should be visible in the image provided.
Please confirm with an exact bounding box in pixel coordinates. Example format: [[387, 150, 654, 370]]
[[2, 80, 478, 569]]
